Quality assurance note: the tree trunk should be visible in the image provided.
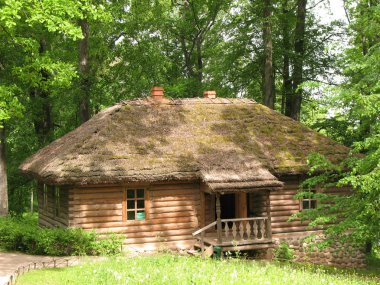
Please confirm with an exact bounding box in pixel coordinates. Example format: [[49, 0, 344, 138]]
[[282, 0, 292, 116], [196, 37, 203, 84], [79, 19, 91, 123], [32, 39, 53, 146], [263, 0, 275, 109], [291, 0, 307, 121], [0, 124, 8, 216]]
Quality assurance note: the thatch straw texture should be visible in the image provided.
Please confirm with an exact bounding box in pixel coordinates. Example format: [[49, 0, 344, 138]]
[[19, 97, 349, 189]]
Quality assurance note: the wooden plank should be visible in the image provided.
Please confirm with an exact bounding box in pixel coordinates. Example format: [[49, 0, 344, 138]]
[[95, 227, 195, 236], [150, 194, 200, 202], [74, 221, 125, 229], [235, 192, 247, 219], [73, 192, 122, 200], [271, 226, 318, 234], [149, 205, 199, 214], [73, 215, 123, 224], [269, 205, 299, 211], [70, 204, 122, 211], [122, 234, 195, 244], [149, 183, 199, 191], [73, 186, 123, 195], [151, 189, 199, 197], [69, 198, 121, 206], [222, 243, 274, 251], [39, 214, 68, 227], [122, 190, 126, 222], [270, 194, 297, 201], [200, 191, 205, 227], [150, 211, 198, 219], [270, 190, 297, 196], [151, 200, 200, 208], [270, 216, 297, 222], [149, 216, 198, 225], [270, 200, 299, 206], [81, 220, 198, 231], [71, 210, 123, 218], [271, 220, 309, 228], [122, 239, 196, 250]]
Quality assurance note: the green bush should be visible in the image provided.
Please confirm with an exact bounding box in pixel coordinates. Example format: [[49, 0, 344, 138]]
[[0, 215, 122, 256], [274, 242, 295, 261]]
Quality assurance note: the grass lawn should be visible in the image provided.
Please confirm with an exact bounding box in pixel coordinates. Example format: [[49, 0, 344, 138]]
[[16, 254, 380, 285]]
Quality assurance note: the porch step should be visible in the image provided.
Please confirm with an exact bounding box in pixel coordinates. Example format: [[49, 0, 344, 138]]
[[194, 239, 274, 253]]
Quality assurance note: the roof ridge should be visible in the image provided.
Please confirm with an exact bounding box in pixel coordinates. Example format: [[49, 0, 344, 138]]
[[121, 97, 257, 106]]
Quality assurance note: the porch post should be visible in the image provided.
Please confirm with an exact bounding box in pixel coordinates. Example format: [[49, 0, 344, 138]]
[[216, 193, 222, 243], [266, 191, 272, 240]]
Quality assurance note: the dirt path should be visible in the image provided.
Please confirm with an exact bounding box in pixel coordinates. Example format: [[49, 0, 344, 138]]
[[0, 252, 81, 285]]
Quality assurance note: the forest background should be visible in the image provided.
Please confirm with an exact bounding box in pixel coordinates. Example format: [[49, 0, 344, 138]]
[[0, 0, 379, 247]]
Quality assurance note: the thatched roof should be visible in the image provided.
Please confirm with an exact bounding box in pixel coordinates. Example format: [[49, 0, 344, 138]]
[[19, 97, 349, 190]]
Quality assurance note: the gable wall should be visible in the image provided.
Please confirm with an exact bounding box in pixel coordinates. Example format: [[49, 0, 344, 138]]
[[38, 185, 69, 228], [270, 176, 350, 238], [68, 181, 201, 251]]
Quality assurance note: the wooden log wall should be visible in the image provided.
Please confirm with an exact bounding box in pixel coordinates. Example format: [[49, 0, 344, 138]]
[[270, 176, 349, 237], [270, 177, 308, 236], [38, 186, 69, 228], [68, 182, 201, 251], [204, 193, 215, 226], [248, 192, 267, 217]]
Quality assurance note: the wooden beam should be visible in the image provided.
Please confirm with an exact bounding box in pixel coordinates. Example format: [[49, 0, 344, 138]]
[[235, 192, 247, 218], [266, 191, 272, 240], [216, 193, 222, 243]]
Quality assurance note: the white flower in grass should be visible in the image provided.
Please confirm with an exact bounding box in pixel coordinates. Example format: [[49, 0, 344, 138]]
[[113, 271, 122, 280], [93, 269, 97, 273], [230, 269, 238, 279]]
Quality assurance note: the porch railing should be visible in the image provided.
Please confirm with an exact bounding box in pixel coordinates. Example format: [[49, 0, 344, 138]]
[[192, 217, 272, 255], [221, 217, 271, 241]]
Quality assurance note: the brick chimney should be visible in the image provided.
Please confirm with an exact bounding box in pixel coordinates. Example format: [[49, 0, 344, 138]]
[[204, 90, 217, 99], [150, 86, 165, 101]]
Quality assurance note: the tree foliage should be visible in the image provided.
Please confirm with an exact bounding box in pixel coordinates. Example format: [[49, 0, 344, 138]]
[[0, 0, 378, 247], [294, 0, 380, 246]]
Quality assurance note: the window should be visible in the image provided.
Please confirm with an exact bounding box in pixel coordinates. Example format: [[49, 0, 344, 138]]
[[43, 184, 48, 211], [125, 189, 145, 221], [300, 191, 317, 210], [54, 187, 60, 217]]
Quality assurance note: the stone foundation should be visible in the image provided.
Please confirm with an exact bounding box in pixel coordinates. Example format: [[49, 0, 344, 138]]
[[274, 235, 366, 268]]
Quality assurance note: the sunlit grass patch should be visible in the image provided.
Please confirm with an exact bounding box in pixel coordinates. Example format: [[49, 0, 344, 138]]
[[16, 254, 380, 285]]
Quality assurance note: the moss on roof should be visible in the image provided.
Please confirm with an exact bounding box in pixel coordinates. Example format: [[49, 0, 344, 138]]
[[19, 97, 349, 186]]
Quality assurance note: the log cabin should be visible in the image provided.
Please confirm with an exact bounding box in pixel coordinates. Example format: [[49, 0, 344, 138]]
[[19, 87, 352, 258]]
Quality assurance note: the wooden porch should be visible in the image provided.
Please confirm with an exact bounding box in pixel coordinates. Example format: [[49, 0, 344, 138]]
[[193, 192, 274, 254]]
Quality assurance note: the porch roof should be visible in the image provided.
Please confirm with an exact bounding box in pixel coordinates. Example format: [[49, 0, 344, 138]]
[[201, 168, 283, 193]]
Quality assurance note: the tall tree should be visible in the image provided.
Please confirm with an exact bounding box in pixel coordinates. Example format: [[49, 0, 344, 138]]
[[262, 0, 275, 109], [281, 0, 293, 115], [290, 0, 307, 120], [0, 125, 7, 215], [79, 19, 91, 123]]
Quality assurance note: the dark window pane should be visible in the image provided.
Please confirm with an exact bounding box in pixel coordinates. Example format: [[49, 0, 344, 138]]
[[137, 211, 145, 220], [127, 200, 135, 209], [137, 200, 144, 209], [127, 190, 135, 198], [127, 211, 135, 220], [310, 200, 317, 209], [137, 189, 144, 198], [302, 200, 309, 210]]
